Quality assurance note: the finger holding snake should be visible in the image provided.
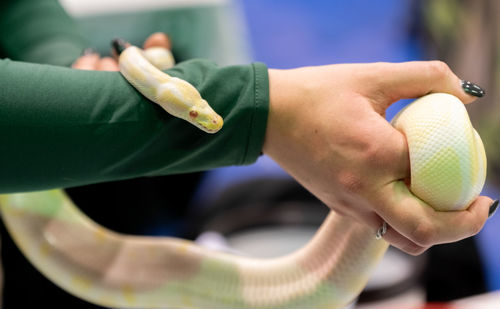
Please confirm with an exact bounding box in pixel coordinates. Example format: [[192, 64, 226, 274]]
[[264, 61, 494, 255], [71, 49, 101, 70], [143, 32, 172, 50], [72, 33, 172, 72]]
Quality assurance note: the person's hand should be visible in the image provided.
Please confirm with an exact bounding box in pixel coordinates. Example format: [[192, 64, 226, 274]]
[[72, 32, 171, 71], [263, 61, 495, 255]]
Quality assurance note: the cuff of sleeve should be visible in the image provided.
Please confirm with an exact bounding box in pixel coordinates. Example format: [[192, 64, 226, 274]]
[[241, 62, 270, 165]]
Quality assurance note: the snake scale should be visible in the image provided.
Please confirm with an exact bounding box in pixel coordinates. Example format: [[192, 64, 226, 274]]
[[0, 42, 487, 309]]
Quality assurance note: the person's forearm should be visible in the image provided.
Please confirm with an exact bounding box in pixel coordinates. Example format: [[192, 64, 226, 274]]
[[0, 58, 269, 193], [0, 0, 87, 66]]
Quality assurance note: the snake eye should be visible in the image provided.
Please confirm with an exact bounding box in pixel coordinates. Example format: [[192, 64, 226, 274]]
[[189, 110, 198, 118]]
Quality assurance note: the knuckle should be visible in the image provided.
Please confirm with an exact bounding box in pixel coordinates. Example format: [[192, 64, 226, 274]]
[[469, 219, 485, 236], [362, 142, 389, 168], [402, 243, 427, 256], [337, 171, 364, 194], [427, 60, 450, 79], [411, 222, 436, 246]]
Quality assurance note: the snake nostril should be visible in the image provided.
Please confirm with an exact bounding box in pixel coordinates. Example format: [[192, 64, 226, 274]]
[[189, 111, 198, 118]]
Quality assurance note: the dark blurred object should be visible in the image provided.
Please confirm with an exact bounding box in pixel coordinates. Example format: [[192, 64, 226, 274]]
[[423, 237, 488, 302], [66, 173, 203, 237], [421, 0, 500, 188], [189, 177, 328, 237], [419, 0, 493, 302]]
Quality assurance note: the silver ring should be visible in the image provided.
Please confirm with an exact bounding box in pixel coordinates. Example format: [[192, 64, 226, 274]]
[[375, 221, 387, 240]]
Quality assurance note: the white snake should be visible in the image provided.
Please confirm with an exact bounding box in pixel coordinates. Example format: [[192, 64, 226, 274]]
[[0, 44, 487, 309], [118, 44, 223, 133]]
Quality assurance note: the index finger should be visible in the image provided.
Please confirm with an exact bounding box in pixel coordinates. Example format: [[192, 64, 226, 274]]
[[376, 181, 492, 247]]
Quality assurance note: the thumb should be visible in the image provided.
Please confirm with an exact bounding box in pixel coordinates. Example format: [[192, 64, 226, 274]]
[[367, 61, 485, 108], [143, 32, 171, 50]]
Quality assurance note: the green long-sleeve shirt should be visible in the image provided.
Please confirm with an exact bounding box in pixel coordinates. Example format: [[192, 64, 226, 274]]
[[0, 0, 270, 193], [0, 0, 88, 65]]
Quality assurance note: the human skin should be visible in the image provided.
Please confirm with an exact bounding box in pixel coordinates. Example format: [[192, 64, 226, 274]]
[[72, 33, 170, 71], [263, 61, 493, 255]]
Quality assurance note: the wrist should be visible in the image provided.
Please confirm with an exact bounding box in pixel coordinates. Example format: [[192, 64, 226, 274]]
[[263, 68, 305, 157]]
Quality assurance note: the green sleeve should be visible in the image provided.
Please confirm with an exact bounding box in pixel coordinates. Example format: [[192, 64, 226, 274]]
[[0, 0, 87, 66], [0, 58, 269, 193]]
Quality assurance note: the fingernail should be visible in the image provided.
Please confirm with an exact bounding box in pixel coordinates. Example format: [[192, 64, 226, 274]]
[[81, 47, 97, 56], [461, 80, 485, 97], [111, 38, 128, 55], [488, 200, 499, 218]]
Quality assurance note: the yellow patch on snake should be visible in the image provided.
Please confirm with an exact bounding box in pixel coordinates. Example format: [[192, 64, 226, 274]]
[[39, 242, 52, 258], [120, 58, 148, 84], [176, 241, 192, 254], [471, 130, 487, 190], [149, 69, 171, 84], [72, 275, 92, 292], [93, 227, 109, 243], [181, 295, 194, 307], [122, 285, 136, 304], [418, 146, 463, 208], [156, 79, 203, 116], [157, 83, 187, 112]]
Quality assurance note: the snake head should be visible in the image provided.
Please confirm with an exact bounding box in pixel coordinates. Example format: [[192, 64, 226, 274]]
[[188, 101, 224, 134]]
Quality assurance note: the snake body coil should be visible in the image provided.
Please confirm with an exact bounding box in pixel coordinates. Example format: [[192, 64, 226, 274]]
[[0, 47, 487, 309]]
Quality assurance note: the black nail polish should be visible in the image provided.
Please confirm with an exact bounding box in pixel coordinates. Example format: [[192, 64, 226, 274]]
[[461, 80, 485, 97], [111, 38, 128, 55], [488, 200, 499, 218], [81, 47, 97, 56]]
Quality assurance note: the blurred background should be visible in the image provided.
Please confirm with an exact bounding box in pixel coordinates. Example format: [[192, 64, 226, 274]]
[[2, 0, 500, 308]]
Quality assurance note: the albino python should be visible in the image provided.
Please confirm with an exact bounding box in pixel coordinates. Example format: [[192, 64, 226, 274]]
[[0, 41, 487, 308]]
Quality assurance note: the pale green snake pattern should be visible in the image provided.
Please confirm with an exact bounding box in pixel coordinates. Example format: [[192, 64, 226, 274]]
[[0, 44, 487, 309]]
